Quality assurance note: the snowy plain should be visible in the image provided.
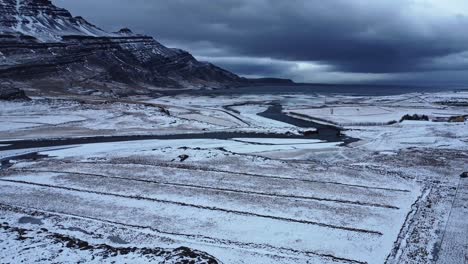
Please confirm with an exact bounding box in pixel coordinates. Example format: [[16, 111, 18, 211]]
[[0, 90, 467, 263]]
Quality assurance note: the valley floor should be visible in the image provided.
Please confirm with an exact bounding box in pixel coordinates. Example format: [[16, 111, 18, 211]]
[[0, 90, 467, 263]]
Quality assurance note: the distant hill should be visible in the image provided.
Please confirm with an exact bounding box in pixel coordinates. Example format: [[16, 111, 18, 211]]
[[247, 78, 295, 85]]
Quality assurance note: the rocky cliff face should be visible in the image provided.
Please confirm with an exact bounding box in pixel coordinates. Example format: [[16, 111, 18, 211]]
[[0, 0, 244, 96], [0, 0, 108, 41]]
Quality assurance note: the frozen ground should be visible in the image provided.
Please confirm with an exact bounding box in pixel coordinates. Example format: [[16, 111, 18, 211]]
[[0, 91, 467, 264], [285, 91, 468, 126]]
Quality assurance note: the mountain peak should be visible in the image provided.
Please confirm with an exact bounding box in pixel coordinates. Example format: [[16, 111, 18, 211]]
[[115, 28, 133, 35], [0, 0, 109, 42]]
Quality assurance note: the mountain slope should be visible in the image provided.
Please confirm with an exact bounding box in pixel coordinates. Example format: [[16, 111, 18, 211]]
[[0, 0, 244, 96]]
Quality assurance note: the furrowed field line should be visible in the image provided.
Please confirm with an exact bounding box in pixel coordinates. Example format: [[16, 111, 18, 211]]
[[139, 162, 410, 193], [0, 178, 383, 236], [64, 160, 412, 193], [0, 202, 367, 264], [16, 168, 400, 210]]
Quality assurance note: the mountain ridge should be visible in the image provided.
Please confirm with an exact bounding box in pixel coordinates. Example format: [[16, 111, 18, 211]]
[[0, 0, 247, 97]]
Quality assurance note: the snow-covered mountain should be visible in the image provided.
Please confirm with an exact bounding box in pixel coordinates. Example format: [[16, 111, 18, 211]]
[[0, 0, 244, 96], [0, 0, 110, 41]]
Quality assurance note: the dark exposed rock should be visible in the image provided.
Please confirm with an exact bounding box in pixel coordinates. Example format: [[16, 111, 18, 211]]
[[178, 154, 189, 162], [0, 86, 30, 100], [302, 130, 318, 137], [448, 115, 467, 123], [166, 247, 219, 264], [115, 28, 133, 35], [460, 172, 468, 178], [0, 222, 219, 263]]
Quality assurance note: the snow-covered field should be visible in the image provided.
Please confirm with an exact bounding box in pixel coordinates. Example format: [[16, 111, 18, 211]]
[[285, 91, 468, 126], [0, 99, 219, 139], [0, 91, 467, 263]]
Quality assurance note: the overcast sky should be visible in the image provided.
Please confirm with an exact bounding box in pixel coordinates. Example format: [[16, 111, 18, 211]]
[[54, 0, 468, 85]]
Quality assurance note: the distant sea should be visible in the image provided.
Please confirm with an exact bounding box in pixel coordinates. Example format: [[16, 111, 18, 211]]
[[171, 84, 467, 97]]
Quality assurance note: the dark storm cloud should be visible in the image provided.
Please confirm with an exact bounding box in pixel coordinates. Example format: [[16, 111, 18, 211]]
[[196, 56, 298, 77], [54, 0, 468, 84]]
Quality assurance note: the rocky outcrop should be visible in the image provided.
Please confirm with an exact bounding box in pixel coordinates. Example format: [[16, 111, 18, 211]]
[[0, 0, 245, 95], [0, 86, 30, 100], [448, 115, 467, 122]]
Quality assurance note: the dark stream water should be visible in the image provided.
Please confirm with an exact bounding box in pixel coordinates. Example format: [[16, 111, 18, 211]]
[[2, 83, 460, 153], [0, 102, 352, 153]]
